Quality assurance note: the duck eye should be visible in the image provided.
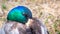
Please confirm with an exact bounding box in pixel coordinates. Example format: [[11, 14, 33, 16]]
[[23, 12, 28, 18]]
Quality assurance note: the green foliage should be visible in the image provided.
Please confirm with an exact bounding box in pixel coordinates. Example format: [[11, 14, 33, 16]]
[[39, 12, 43, 17], [54, 22, 57, 32], [2, 3, 7, 9], [58, 31, 60, 34], [0, 18, 6, 21], [31, 0, 35, 2], [40, 12, 43, 15], [54, 19, 60, 34], [45, 19, 48, 23], [48, 14, 54, 19]]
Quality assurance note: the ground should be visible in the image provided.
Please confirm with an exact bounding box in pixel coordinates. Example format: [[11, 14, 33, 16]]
[[0, 0, 60, 34]]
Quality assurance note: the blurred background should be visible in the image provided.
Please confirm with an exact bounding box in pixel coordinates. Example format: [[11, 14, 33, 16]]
[[0, 0, 60, 34]]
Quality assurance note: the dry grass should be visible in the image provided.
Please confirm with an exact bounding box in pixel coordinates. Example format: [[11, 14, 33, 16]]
[[0, 0, 60, 34]]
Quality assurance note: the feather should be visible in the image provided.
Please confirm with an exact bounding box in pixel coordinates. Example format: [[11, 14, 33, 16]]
[[0, 21, 33, 34], [26, 17, 49, 34], [0, 18, 49, 34]]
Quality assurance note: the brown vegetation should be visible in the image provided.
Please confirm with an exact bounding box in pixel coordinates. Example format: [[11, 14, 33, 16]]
[[0, 0, 60, 34]]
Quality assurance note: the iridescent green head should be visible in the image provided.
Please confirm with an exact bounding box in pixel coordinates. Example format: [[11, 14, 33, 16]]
[[7, 6, 32, 24]]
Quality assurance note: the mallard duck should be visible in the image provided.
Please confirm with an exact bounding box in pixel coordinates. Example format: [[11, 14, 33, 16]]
[[0, 6, 49, 34], [0, 6, 32, 34]]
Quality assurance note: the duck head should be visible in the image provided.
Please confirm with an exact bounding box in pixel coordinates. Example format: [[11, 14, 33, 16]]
[[7, 6, 32, 24]]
